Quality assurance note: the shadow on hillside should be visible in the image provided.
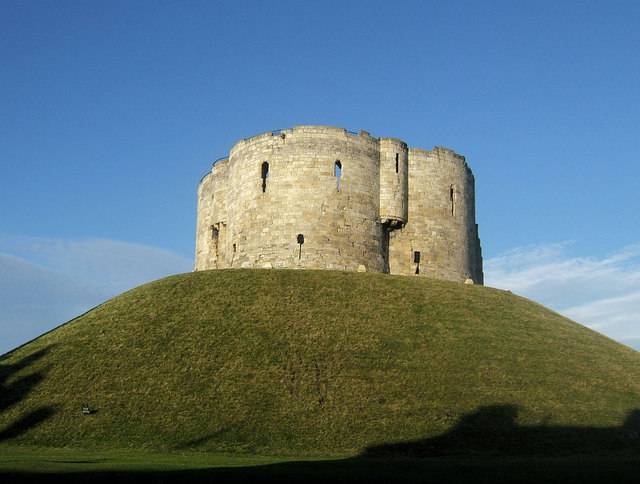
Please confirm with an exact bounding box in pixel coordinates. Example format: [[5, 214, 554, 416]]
[[174, 428, 230, 450], [5, 405, 640, 483], [171, 404, 640, 458], [362, 404, 640, 457], [0, 346, 57, 442]]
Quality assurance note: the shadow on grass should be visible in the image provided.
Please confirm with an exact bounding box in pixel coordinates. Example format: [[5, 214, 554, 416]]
[[363, 404, 640, 457], [0, 346, 57, 442], [173, 428, 230, 450], [3, 405, 640, 483]]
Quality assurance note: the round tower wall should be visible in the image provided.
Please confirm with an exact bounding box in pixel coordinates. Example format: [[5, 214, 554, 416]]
[[379, 138, 408, 226], [195, 172, 214, 270], [388, 147, 483, 283], [208, 126, 385, 272], [195, 158, 229, 270]]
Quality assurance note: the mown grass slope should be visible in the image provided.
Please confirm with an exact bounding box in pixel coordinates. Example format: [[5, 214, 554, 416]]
[[1, 269, 640, 456]]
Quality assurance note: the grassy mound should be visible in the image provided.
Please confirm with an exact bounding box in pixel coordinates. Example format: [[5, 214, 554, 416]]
[[2, 270, 640, 456]]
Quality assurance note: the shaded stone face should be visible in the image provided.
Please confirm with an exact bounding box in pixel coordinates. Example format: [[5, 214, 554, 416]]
[[195, 125, 483, 284]]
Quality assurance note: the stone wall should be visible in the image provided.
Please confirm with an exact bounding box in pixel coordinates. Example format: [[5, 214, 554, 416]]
[[195, 125, 483, 284], [379, 138, 408, 227], [387, 147, 483, 283], [195, 157, 228, 269]]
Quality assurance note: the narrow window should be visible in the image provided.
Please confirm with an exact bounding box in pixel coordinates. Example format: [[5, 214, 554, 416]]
[[395, 153, 399, 173], [297, 233, 304, 259], [211, 226, 219, 257], [230, 242, 237, 267], [261, 161, 269, 193], [414, 251, 421, 275], [450, 185, 456, 216], [334, 160, 342, 191]]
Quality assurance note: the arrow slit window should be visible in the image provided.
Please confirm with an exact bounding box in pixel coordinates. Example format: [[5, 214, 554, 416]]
[[261, 162, 269, 193], [334, 160, 342, 191]]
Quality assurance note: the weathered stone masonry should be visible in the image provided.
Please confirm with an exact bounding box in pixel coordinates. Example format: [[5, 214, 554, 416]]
[[195, 125, 483, 284]]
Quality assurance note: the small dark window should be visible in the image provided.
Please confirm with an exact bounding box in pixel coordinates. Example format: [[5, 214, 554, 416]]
[[232, 243, 237, 253], [450, 185, 456, 216], [261, 161, 269, 193], [334, 160, 342, 191], [395, 153, 399, 173], [413, 251, 421, 263], [211, 226, 219, 257], [297, 233, 304, 259]]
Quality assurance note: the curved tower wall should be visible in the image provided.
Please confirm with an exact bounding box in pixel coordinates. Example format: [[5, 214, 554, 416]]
[[379, 138, 408, 227], [195, 126, 483, 284], [195, 157, 229, 270], [197, 126, 386, 272], [195, 173, 213, 269], [387, 147, 483, 283]]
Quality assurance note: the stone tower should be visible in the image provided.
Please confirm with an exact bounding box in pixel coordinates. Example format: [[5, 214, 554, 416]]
[[195, 125, 483, 284]]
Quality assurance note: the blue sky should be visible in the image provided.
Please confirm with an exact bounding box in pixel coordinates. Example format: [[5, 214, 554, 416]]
[[1, 0, 639, 354]]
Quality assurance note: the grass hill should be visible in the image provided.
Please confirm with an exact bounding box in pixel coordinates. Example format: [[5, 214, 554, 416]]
[[2, 269, 640, 457]]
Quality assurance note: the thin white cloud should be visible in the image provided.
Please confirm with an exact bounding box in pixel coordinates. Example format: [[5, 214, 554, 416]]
[[0, 252, 101, 353], [485, 242, 640, 349], [0, 236, 193, 293], [0, 236, 192, 355]]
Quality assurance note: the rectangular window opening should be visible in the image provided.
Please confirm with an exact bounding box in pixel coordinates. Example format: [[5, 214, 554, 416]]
[[211, 226, 219, 258]]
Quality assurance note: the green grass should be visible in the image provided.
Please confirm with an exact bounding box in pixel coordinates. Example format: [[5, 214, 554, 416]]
[[2, 269, 640, 458], [0, 445, 294, 473], [2, 445, 640, 483]]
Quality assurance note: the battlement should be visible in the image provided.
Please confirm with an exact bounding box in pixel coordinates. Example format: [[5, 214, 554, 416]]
[[195, 126, 483, 284], [230, 125, 379, 156], [409, 146, 472, 174]]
